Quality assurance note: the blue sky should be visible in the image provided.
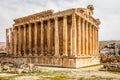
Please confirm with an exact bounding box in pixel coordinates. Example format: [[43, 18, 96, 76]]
[[0, 0, 120, 42]]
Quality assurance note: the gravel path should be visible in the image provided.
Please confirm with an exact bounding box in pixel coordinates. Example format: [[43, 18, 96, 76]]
[[38, 65, 120, 79], [15, 76, 38, 80], [0, 65, 120, 79]]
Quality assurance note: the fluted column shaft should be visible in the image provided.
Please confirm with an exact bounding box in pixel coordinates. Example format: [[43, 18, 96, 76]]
[[63, 16, 67, 56], [54, 18, 59, 56], [72, 14, 77, 56]]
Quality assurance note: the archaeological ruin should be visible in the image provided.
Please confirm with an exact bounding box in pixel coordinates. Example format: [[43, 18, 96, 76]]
[[6, 5, 101, 68]]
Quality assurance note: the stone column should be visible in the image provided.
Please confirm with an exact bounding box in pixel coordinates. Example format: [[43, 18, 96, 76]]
[[6, 29, 9, 54], [13, 29, 15, 55], [85, 21, 89, 55], [10, 28, 12, 55], [24, 25, 27, 56], [95, 28, 98, 55], [18, 27, 21, 56], [34, 22, 38, 56], [47, 20, 51, 55], [77, 16, 81, 56], [29, 24, 32, 56], [96, 28, 99, 55], [14, 28, 17, 56], [69, 17, 72, 56], [92, 26, 95, 55], [11, 28, 14, 56], [72, 14, 77, 56], [88, 23, 90, 55], [63, 16, 67, 56], [16, 28, 18, 56], [54, 18, 59, 56], [89, 24, 92, 56], [41, 21, 44, 56], [94, 28, 96, 55], [81, 19, 85, 55]]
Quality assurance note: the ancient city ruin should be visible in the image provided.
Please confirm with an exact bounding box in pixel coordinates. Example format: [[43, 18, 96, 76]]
[[6, 5, 101, 68]]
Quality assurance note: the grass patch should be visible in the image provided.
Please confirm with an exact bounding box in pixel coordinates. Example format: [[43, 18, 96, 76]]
[[78, 77, 115, 80], [51, 75, 67, 80], [0, 76, 18, 80], [0, 68, 119, 80], [107, 71, 120, 74], [81, 64, 101, 68], [0, 77, 10, 80]]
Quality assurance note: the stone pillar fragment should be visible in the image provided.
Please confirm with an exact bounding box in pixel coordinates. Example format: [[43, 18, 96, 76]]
[[63, 16, 67, 56]]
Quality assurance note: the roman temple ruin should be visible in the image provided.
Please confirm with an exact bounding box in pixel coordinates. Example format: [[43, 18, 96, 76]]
[[6, 5, 101, 68]]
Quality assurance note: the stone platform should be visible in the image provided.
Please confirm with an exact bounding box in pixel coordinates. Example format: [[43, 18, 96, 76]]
[[4, 56, 100, 68]]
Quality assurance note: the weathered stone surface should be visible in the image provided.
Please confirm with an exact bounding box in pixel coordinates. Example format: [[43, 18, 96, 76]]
[[0, 62, 39, 73], [6, 5, 100, 68], [100, 54, 120, 72]]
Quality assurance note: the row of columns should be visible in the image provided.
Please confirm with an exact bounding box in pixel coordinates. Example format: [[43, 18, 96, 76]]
[[6, 14, 99, 57]]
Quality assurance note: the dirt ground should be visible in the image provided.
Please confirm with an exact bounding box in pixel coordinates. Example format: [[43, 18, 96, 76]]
[[0, 65, 120, 80]]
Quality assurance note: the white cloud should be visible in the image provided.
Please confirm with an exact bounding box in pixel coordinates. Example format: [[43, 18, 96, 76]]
[[0, 0, 120, 41]]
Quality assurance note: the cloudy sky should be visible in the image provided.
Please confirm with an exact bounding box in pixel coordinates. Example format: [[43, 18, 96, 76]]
[[0, 0, 120, 42]]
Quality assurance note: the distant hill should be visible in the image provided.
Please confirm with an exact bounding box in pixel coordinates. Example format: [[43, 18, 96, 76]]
[[99, 40, 120, 44], [99, 40, 120, 51]]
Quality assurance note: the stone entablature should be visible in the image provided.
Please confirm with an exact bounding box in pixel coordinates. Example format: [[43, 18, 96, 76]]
[[6, 5, 101, 68], [13, 5, 100, 27]]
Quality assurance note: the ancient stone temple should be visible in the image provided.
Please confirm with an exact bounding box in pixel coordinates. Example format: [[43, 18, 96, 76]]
[[6, 5, 101, 68]]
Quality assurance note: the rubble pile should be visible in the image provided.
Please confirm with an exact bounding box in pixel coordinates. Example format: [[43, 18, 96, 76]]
[[0, 62, 40, 74], [100, 54, 120, 72]]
